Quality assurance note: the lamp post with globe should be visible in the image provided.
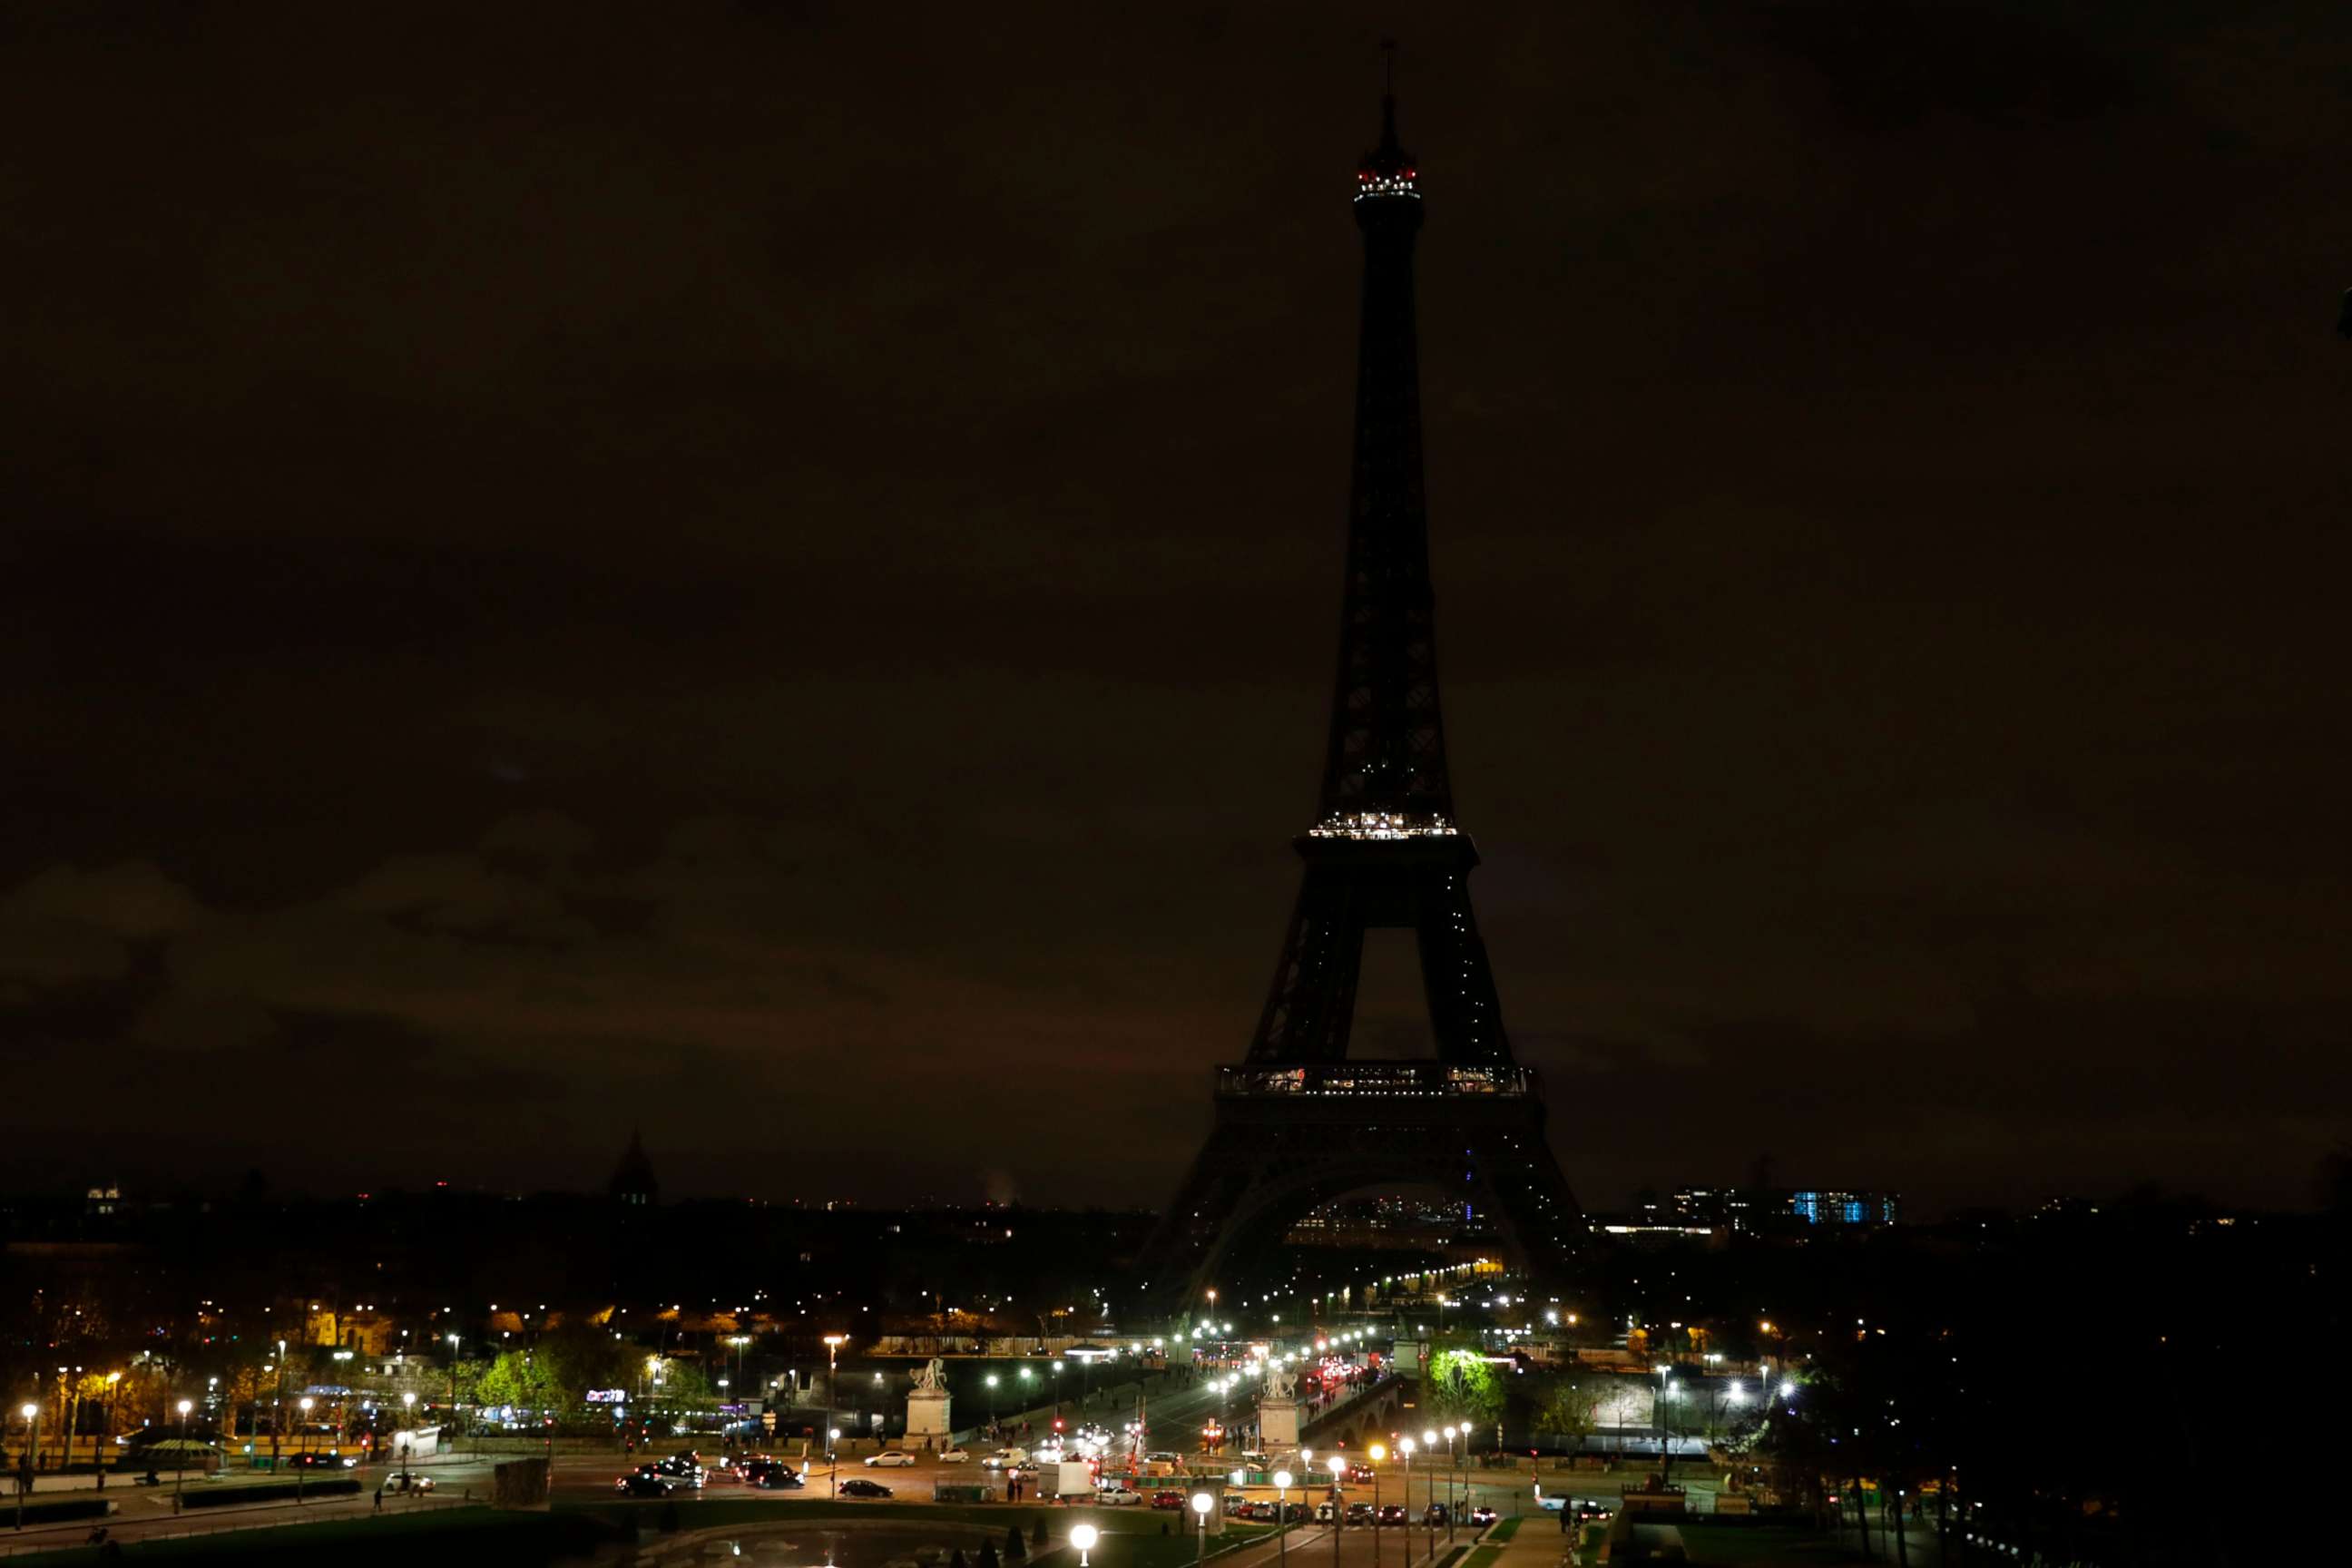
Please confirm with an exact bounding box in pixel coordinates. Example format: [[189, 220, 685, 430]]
[[172, 1399, 193, 1509], [1070, 1523, 1100, 1568], [1272, 1469, 1295, 1568], [1398, 1439, 1418, 1564], [1327, 1456, 1347, 1568], [15, 1402, 40, 1531], [1191, 1490, 1214, 1565]]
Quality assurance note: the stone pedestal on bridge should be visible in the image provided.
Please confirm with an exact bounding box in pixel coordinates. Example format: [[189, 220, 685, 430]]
[[1257, 1396, 1300, 1455], [906, 1387, 953, 1442]]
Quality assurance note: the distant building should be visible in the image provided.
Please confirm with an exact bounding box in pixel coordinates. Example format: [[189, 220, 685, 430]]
[[1666, 1185, 1900, 1232], [608, 1131, 659, 1207]]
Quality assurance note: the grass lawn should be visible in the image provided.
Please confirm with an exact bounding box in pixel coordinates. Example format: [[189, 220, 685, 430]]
[[1669, 1524, 1871, 1566]]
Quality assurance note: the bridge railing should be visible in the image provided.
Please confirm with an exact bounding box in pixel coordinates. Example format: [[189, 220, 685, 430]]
[[1215, 1063, 1535, 1099]]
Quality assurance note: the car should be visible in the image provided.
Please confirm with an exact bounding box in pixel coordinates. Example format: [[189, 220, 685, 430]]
[[1153, 1491, 1188, 1511], [742, 1459, 804, 1490], [1377, 1504, 1408, 1526], [287, 1453, 357, 1470], [1346, 1503, 1375, 1526], [979, 1449, 1030, 1470], [383, 1471, 434, 1494], [1572, 1501, 1616, 1523], [841, 1478, 894, 1498], [652, 1457, 706, 1487], [938, 1446, 972, 1464], [1316, 1502, 1338, 1524], [1423, 1504, 1450, 1526], [1346, 1465, 1377, 1485], [865, 1450, 917, 1468], [1223, 1494, 1251, 1515], [1470, 1505, 1497, 1526], [1096, 1486, 1144, 1506], [616, 1472, 678, 1496]]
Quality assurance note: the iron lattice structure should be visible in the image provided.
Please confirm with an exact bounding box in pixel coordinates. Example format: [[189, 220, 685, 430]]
[[1137, 96, 1584, 1308]]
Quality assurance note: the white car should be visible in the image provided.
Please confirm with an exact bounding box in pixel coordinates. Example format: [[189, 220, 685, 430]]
[[980, 1448, 1030, 1470], [938, 1447, 972, 1464], [1095, 1487, 1144, 1506], [865, 1450, 918, 1468]]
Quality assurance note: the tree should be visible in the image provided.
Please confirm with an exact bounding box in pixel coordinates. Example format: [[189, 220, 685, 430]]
[[1424, 1348, 1503, 1433], [475, 1350, 560, 1415], [1536, 1376, 1601, 1455]]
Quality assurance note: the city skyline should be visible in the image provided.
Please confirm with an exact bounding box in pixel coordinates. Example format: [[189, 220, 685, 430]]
[[5, 5, 2349, 1220]]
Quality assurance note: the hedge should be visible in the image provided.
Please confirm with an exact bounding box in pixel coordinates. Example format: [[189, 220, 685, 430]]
[[183, 1476, 363, 1508], [10, 1494, 116, 1524]]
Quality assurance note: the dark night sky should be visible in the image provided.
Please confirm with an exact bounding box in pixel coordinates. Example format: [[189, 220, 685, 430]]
[[4, 2, 2348, 1215]]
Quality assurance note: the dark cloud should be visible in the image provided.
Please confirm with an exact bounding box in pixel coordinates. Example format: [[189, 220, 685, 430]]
[[3, 1, 2348, 1212]]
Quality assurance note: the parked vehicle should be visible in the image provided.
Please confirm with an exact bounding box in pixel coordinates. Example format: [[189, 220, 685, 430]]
[[1470, 1505, 1498, 1526], [383, 1471, 434, 1494], [1423, 1504, 1450, 1527], [1096, 1486, 1144, 1506], [1152, 1491, 1188, 1511], [1377, 1504, 1408, 1526], [286, 1453, 356, 1471], [1346, 1503, 1375, 1526], [743, 1459, 803, 1489], [841, 1478, 893, 1498]]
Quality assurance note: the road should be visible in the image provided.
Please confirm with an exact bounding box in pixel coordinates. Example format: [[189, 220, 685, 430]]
[[0, 1458, 497, 1556]]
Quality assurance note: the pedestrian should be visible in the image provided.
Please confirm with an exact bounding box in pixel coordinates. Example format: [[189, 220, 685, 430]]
[[374, 1485, 384, 1513]]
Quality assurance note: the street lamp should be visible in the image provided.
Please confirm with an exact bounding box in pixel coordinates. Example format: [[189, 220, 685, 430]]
[[1655, 1369, 1673, 1483], [15, 1403, 39, 1531], [1368, 1444, 1387, 1568], [446, 1333, 463, 1446], [1421, 1429, 1439, 1550], [822, 1335, 848, 1497], [1441, 1426, 1460, 1543], [295, 1396, 317, 1504], [1403, 1438, 1424, 1564], [986, 1373, 999, 1426], [1272, 1469, 1295, 1568], [1328, 1456, 1347, 1568], [1070, 1523, 1100, 1568], [174, 1399, 194, 1508], [96, 1371, 122, 1493], [1191, 1490, 1215, 1565]]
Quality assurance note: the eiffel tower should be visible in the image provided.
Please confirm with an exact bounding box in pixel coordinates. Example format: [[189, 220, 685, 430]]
[[1136, 86, 1584, 1309]]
